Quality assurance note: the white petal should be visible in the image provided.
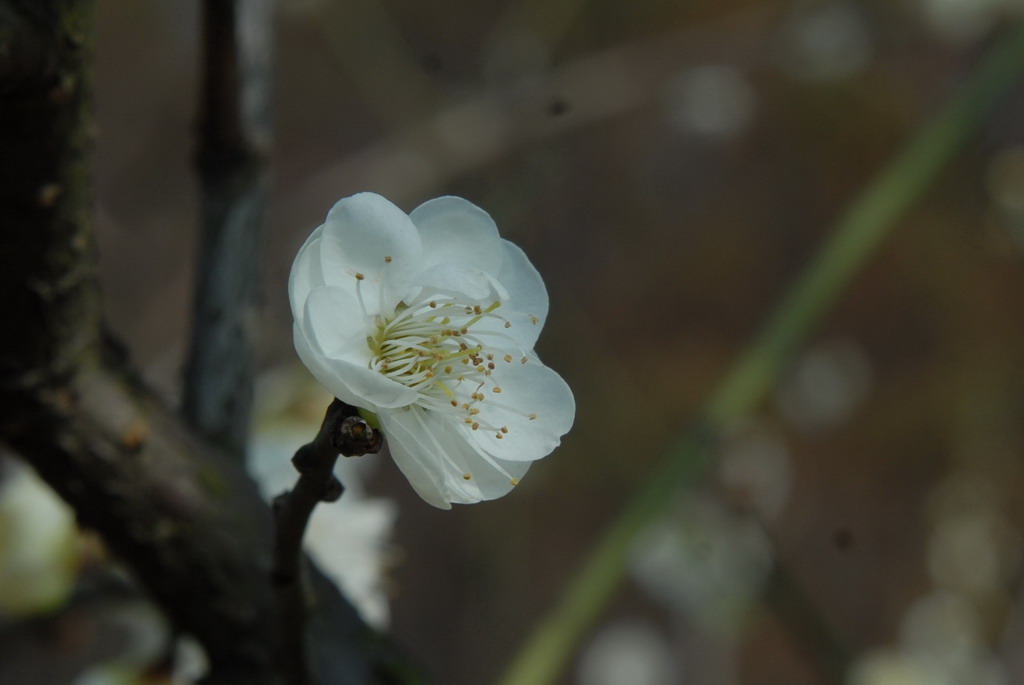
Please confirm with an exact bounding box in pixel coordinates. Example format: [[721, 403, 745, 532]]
[[380, 408, 452, 509], [302, 286, 370, 360], [288, 226, 325, 327], [294, 322, 417, 410], [436, 430, 531, 503], [410, 196, 504, 275], [493, 240, 549, 349], [381, 407, 531, 507], [318, 192, 422, 290], [293, 324, 372, 408], [466, 360, 574, 462], [414, 262, 496, 302]]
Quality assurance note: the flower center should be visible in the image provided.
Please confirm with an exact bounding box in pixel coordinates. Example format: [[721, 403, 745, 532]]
[[367, 294, 533, 438]]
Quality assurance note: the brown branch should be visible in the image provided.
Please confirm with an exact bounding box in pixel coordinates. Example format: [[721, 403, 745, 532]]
[[0, 0, 99, 383], [182, 0, 273, 454], [0, 4, 420, 684], [272, 399, 384, 685]]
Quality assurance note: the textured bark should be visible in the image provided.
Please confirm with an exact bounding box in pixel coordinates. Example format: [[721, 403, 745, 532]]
[[0, 0, 100, 383], [0, 6, 275, 681], [0, 3, 421, 684]]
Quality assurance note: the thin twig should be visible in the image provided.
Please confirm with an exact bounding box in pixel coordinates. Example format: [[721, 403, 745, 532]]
[[182, 0, 273, 454], [272, 399, 384, 685]]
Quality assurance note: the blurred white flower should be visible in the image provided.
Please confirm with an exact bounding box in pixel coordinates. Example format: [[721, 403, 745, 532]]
[[577, 621, 679, 685], [662, 65, 756, 139], [776, 1, 873, 82], [920, 0, 1004, 45], [631, 495, 774, 632], [289, 192, 574, 508], [776, 339, 872, 433], [0, 459, 78, 617]]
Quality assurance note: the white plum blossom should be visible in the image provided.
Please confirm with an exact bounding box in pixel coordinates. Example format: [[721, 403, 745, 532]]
[[289, 192, 574, 508]]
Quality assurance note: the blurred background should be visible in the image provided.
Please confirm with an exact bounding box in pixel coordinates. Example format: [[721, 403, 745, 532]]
[[5, 0, 1024, 683]]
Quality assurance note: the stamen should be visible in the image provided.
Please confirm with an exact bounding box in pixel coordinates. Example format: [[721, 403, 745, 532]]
[[366, 288, 529, 438]]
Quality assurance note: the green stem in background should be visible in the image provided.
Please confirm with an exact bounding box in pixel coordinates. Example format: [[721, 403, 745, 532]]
[[497, 24, 1024, 685]]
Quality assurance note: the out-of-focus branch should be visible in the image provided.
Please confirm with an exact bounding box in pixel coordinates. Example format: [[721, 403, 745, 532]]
[[0, 4, 419, 684], [182, 0, 273, 454]]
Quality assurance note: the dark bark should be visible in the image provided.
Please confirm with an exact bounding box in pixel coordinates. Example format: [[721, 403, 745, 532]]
[[0, 6, 275, 680], [0, 0, 99, 383], [0, 3, 422, 683], [273, 401, 384, 685]]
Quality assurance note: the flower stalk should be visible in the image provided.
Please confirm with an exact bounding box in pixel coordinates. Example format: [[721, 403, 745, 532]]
[[272, 399, 383, 685]]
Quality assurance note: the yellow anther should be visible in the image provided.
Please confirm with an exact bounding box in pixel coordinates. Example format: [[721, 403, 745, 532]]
[[500, 426, 508, 433], [495, 432, 504, 439], [521, 356, 529, 364], [528, 413, 537, 420], [504, 321, 512, 328], [462, 473, 472, 481], [429, 300, 437, 308], [355, 272, 365, 280], [471, 422, 479, 430], [530, 315, 538, 324], [450, 400, 458, 407], [384, 255, 393, 263], [492, 386, 502, 393], [503, 354, 513, 363], [510, 478, 520, 486]]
